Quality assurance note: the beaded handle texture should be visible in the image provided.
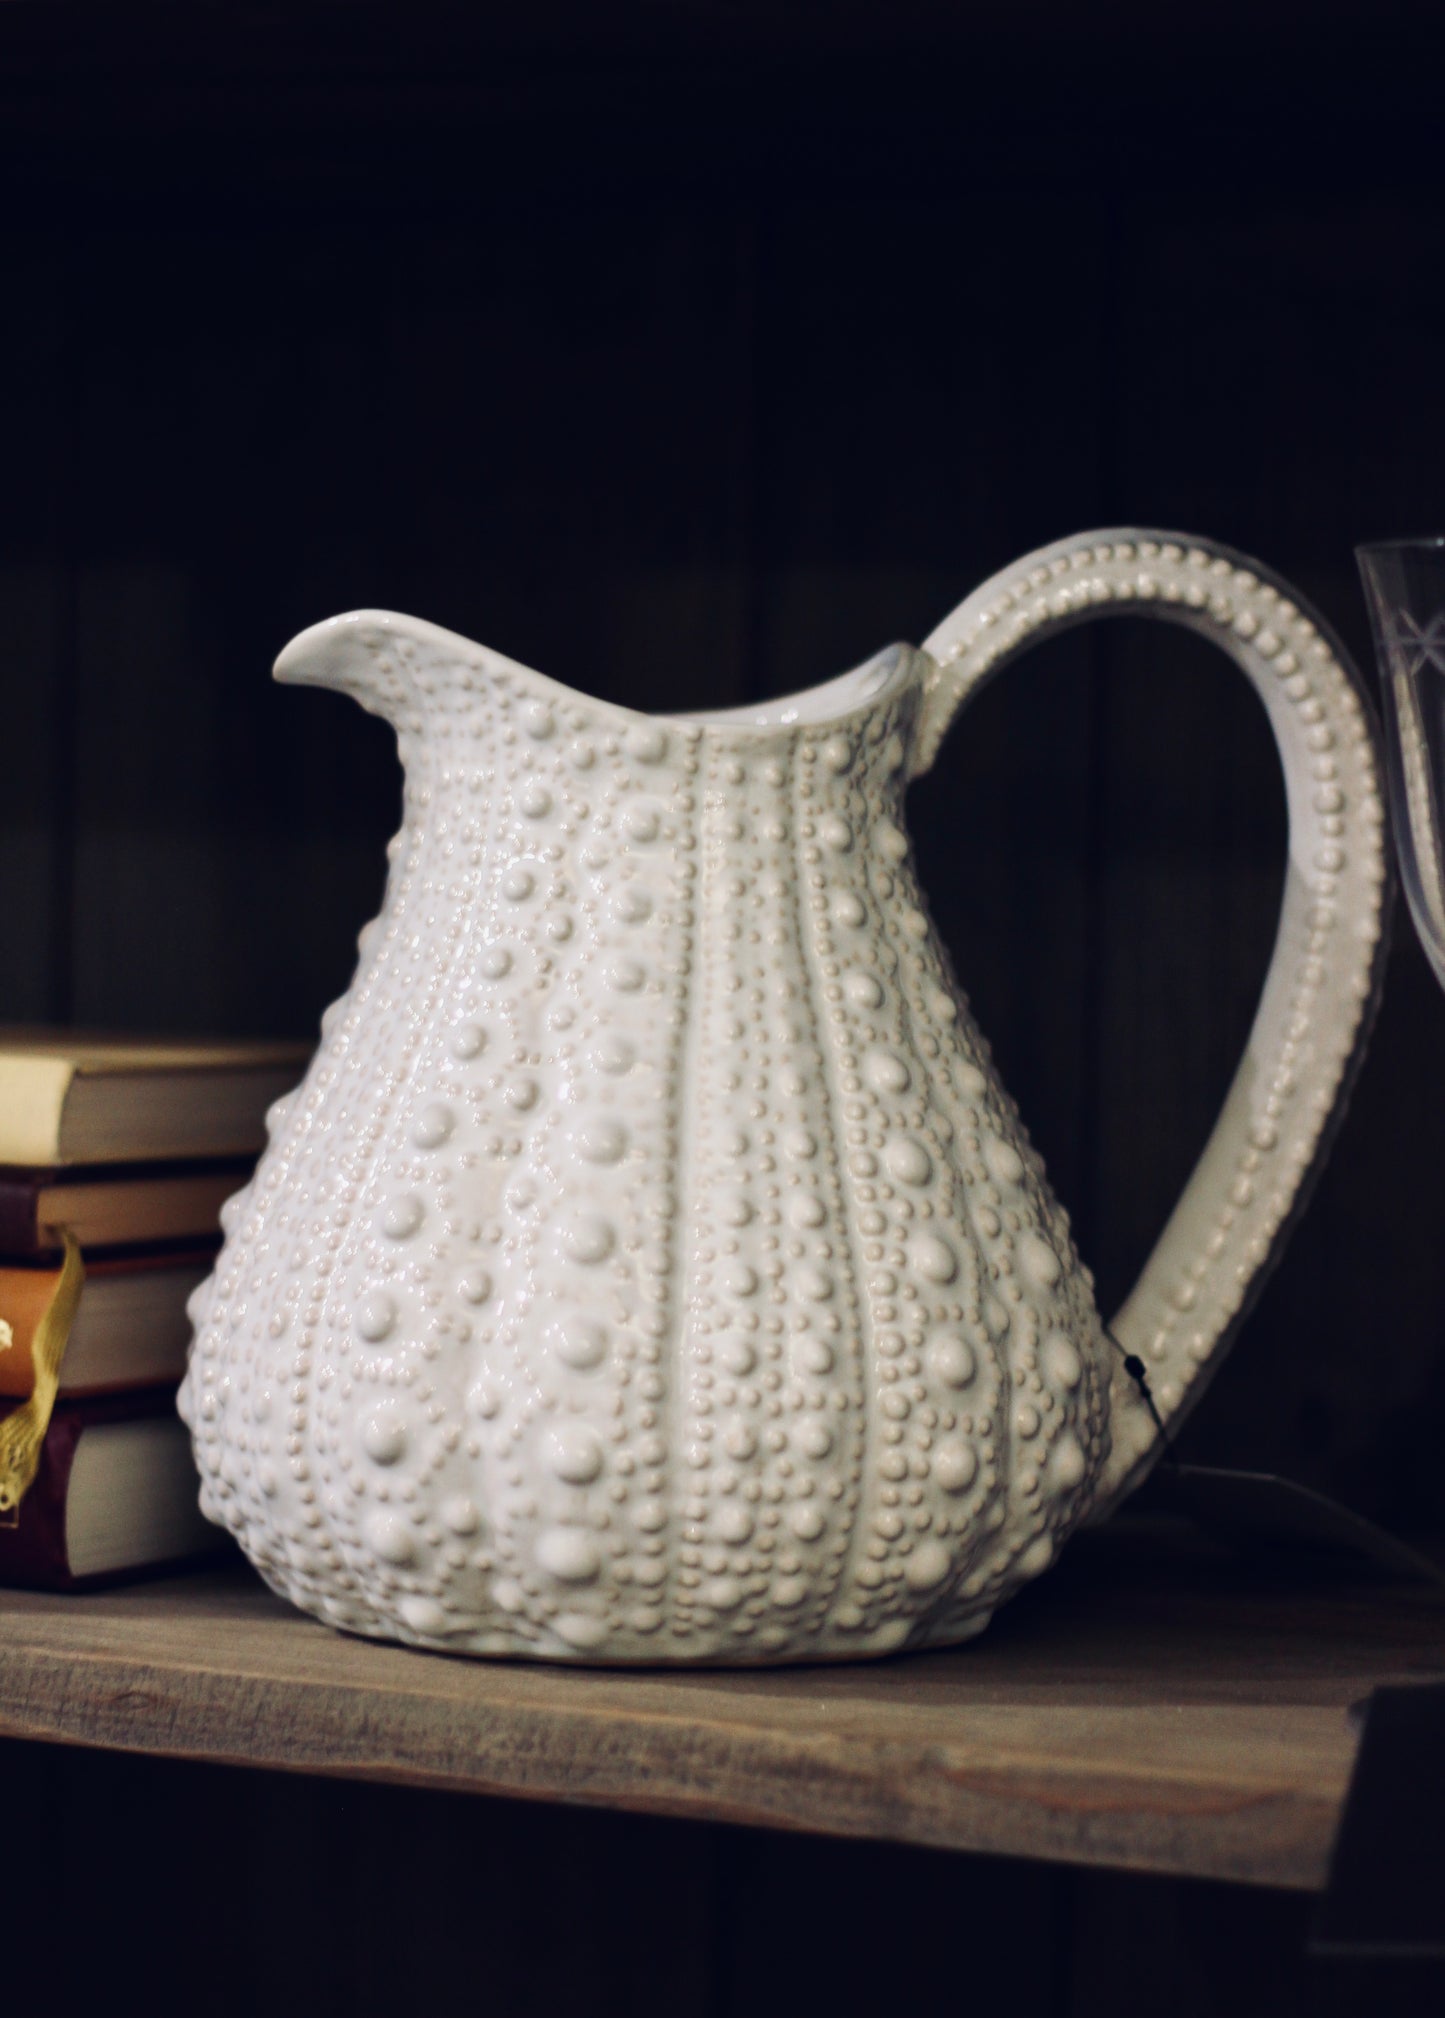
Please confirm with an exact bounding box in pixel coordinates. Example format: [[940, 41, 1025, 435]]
[[915, 531, 1392, 1513]]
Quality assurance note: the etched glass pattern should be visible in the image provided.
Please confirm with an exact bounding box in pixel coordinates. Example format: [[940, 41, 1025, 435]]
[[1358, 539, 1445, 990]]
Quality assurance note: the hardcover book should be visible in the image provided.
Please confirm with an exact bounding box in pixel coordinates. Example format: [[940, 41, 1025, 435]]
[[0, 1391, 221, 1590], [0, 1031, 309, 1167], [0, 1250, 212, 1399], [0, 1158, 247, 1260]]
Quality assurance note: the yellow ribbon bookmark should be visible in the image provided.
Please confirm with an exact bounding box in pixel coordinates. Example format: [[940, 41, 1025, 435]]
[[0, 1231, 85, 1516]]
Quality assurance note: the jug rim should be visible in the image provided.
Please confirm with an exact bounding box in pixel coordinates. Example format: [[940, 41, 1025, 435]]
[[676, 641, 919, 731], [274, 609, 924, 740]]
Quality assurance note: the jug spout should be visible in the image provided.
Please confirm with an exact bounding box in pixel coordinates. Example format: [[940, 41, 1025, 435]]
[[273, 609, 463, 727], [273, 608, 567, 737]]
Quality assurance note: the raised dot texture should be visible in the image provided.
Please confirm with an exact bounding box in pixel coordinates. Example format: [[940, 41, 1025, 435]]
[[1019, 1233, 1062, 1288], [546, 1424, 604, 1484], [554, 1611, 609, 1650], [623, 804, 660, 843], [560, 1214, 615, 1265], [864, 1048, 910, 1093], [537, 1528, 602, 1583], [904, 1539, 952, 1592], [441, 1495, 482, 1536], [1044, 1331, 1082, 1389], [627, 724, 668, 764], [362, 1404, 408, 1465], [362, 1509, 417, 1567], [574, 1118, 628, 1164], [1051, 1435, 1087, 1490], [412, 1102, 455, 1148], [885, 1137, 932, 1185], [934, 1443, 978, 1493], [380, 1195, 424, 1240], [179, 537, 1383, 1670], [400, 1595, 448, 1635], [595, 1033, 636, 1074], [912, 1234, 958, 1283], [552, 1317, 608, 1369], [356, 1293, 397, 1343], [984, 1136, 1025, 1185], [929, 1336, 975, 1387]]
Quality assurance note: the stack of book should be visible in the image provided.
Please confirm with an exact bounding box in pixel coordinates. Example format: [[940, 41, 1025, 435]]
[[0, 1033, 309, 1589]]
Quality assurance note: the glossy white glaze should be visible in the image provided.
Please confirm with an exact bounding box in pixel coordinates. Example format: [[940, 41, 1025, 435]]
[[179, 531, 1389, 1662]]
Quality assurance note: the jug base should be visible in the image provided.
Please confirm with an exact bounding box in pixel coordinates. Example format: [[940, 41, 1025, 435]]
[[313, 1602, 998, 1669]]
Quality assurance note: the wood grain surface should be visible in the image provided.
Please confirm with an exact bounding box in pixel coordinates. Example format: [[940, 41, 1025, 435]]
[[1, 1527, 1441, 1892]]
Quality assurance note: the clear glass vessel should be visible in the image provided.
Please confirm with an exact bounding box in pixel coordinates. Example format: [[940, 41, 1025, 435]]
[[1358, 538, 1445, 990]]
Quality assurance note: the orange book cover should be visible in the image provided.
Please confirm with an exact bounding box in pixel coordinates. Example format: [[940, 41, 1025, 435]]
[[0, 1250, 211, 1399]]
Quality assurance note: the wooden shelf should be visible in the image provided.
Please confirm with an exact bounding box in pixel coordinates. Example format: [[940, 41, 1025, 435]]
[[1, 1526, 1441, 1893]]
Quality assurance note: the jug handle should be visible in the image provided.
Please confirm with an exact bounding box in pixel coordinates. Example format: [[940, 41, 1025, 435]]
[[913, 531, 1391, 1517]]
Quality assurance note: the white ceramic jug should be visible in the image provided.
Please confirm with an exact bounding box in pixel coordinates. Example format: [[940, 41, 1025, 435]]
[[180, 531, 1388, 1663]]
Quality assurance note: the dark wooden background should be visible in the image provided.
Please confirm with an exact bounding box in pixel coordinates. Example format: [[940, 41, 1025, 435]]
[[2, 7, 1444, 2008]]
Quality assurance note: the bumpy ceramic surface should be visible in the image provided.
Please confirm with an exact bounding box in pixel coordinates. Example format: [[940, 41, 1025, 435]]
[[180, 531, 1389, 1663]]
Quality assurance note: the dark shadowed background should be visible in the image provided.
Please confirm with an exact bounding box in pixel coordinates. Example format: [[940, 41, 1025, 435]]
[[3, 5, 1444, 2011]]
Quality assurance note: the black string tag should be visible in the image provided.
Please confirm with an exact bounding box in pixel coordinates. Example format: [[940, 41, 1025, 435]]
[[1105, 1327, 1177, 1467]]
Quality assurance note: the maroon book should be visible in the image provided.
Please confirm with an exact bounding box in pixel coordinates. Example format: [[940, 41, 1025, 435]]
[[0, 1156, 245, 1261], [0, 1389, 225, 1590]]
